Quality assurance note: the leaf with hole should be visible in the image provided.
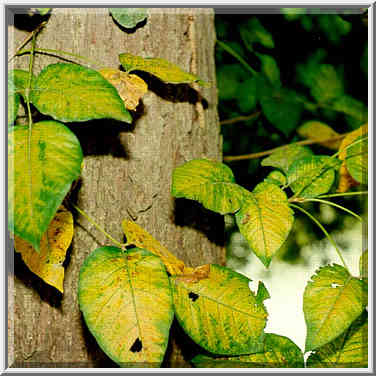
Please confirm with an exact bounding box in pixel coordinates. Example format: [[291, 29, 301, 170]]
[[171, 264, 267, 355], [235, 182, 294, 267], [172, 159, 247, 215], [303, 264, 367, 352], [78, 247, 173, 367], [30, 63, 132, 123], [14, 205, 73, 293], [297, 121, 341, 150], [261, 144, 313, 174], [109, 8, 147, 29], [121, 220, 185, 275], [119, 52, 208, 86], [191, 333, 304, 368], [306, 312, 367, 367], [8, 121, 83, 251], [287, 155, 339, 198]]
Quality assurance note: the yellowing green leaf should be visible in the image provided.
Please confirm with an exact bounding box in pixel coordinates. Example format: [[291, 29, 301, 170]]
[[14, 205, 73, 293], [8, 121, 83, 250], [337, 164, 359, 193], [304, 264, 366, 352], [98, 68, 148, 110], [119, 52, 208, 86], [339, 124, 368, 161], [264, 170, 287, 186], [287, 155, 339, 198], [297, 121, 341, 150], [359, 250, 368, 282], [307, 312, 367, 368], [171, 264, 267, 355], [192, 333, 304, 368], [235, 182, 294, 267], [8, 76, 20, 126], [30, 63, 132, 123], [346, 136, 368, 185], [256, 281, 271, 304], [78, 247, 173, 367], [121, 220, 185, 275], [109, 8, 147, 29], [261, 144, 313, 174], [171, 159, 247, 215]]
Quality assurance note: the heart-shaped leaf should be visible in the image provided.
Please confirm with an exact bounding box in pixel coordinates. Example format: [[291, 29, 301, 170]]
[[171, 264, 267, 355], [79, 247, 173, 367], [172, 159, 247, 215], [14, 205, 73, 292], [30, 63, 132, 123], [235, 182, 294, 267], [109, 8, 147, 29], [119, 53, 208, 86], [304, 264, 367, 352], [306, 312, 367, 368], [192, 333, 304, 368], [8, 121, 83, 250]]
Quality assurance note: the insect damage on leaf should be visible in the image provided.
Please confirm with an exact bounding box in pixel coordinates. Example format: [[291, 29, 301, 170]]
[[130, 338, 143, 353], [98, 68, 148, 110]]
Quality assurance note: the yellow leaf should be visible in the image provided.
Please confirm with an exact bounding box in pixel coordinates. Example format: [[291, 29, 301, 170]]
[[122, 220, 186, 275], [98, 68, 148, 110], [297, 121, 341, 150], [14, 205, 73, 293], [339, 124, 368, 161], [337, 164, 360, 193], [176, 264, 210, 283]]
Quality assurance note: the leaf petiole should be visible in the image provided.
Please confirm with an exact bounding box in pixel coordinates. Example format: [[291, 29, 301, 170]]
[[317, 191, 368, 199]]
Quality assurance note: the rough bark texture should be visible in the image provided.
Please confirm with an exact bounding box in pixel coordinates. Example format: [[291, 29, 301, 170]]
[[8, 8, 224, 368]]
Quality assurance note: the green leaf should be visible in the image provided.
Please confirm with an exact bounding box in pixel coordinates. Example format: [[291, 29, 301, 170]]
[[171, 159, 247, 215], [260, 89, 303, 137], [287, 155, 339, 198], [235, 182, 294, 267], [317, 15, 351, 45], [306, 312, 367, 367], [304, 264, 366, 352], [264, 170, 287, 186], [237, 77, 257, 113], [171, 264, 267, 355], [296, 49, 327, 88], [261, 144, 313, 174], [79, 247, 173, 367], [239, 18, 274, 51], [192, 333, 304, 368], [359, 250, 368, 282], [256, 281, 271, 304], [8, 76, 20, 127], [36, 8, 51, 15], [8, 121, 83, 251], [30, 63, 132, 123], [310, 64, 344, 103], [109, 8, 147, 29], [346, 136, 368, 184], [281, 8, 306, 21], [256, 53, 280, 87], [332, 95, 367, 125], [217, 64, 248, 101], [10, 69, 37, 98], [119, 53, 208, 86]]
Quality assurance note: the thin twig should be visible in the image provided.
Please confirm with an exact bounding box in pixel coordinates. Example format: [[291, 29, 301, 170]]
[[220, 111, 261, 126]]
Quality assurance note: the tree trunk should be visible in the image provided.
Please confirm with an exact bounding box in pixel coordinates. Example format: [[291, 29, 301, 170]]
[[8, 7, 224, 368]]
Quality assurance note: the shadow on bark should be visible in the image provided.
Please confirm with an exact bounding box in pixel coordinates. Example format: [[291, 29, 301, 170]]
[[173, 198, 225, 248]]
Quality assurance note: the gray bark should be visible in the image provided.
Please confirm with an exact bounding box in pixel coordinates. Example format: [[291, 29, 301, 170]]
[[8, 7, 224, 368]]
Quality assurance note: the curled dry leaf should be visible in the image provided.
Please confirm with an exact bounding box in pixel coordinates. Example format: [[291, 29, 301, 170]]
[[14, 205, 73, 293], [98, 68, 148, 110]]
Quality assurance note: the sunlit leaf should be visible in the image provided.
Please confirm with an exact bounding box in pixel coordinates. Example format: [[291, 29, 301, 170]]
[[339, 124, 368, 160], [10, 69, 37, 98], [8, 76, 20, 126], [346, 136, 368, 185], [192, 333, 304, 368], [171, 264, 267, 355], [307, 312, 367, 367], [14, 205, 73, 293], [109, 8, 147, 29], [119, 52, 208, 86], [239, 18, 274, 50], [98, 68, 147, 110], [235, 182, 294, 267], [256, 281, 271, 304], [121, 220, 185, 275], [287, 155, 339, 198], [30, 63, 132, 123], [264, 170, 287, 186], [359, 250, 368, 282], [304, 264, 366, 351], [261, 144, 313, 174], [171, 159, 247, 215], [35, 8, 51, 15], [79, 247, 173, 367], [281, 8, 306, 21], [297, 121, 341, 150], [8, 121, 83, 250]]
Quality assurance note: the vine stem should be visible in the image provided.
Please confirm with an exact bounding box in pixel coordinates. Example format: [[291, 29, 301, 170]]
[[290, 203, 350, 272], [302, 198, 363, 222], [70, 202, 126, 249], [223, 134, 347, 162], [16, 48, 104, 69], [317, 191, 368, 199], [220, 111, 261, 126]]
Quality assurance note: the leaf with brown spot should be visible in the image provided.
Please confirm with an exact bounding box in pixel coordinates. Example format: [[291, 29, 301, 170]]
[[122, 220, 186, 275], [98, 68, 148, 110], [14, 205, 73, 293]]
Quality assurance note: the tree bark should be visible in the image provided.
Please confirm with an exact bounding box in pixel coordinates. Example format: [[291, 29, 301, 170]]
[[8, 7, 224, 368]]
